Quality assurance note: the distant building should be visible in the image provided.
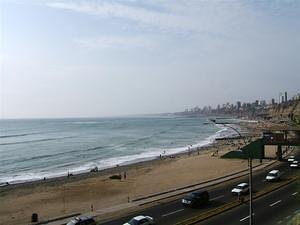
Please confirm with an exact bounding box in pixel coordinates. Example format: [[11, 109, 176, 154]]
[[260, 100, 266, 106], [271, 98, 275, 105], [285, 91, 288, 102], [237, 101, 241, 110]]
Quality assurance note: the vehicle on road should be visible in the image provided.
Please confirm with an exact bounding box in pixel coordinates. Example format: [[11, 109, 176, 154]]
[[123, 215, 154, 225], [290, 160, 300, 168], [182, 190, 209, 207], [66, 216, 96, 225], [287, 155, 295, 162], [266, 170, 281, 182], [231, 183, 249, 196]]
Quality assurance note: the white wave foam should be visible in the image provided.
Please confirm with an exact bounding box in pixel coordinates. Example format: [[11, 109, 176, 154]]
[[1, 123, 237, 184]]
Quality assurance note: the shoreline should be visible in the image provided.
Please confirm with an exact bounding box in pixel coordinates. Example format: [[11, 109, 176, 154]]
[[0, 121, 246, 187], [0, 138, 233, 190], [0, 121, 263, 225]]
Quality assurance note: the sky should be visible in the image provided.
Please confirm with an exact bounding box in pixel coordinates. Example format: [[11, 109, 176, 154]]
[[0, 0, 300, 118]]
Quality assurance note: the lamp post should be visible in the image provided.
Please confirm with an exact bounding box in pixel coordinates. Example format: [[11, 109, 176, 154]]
[[210, 120, 253, 225]]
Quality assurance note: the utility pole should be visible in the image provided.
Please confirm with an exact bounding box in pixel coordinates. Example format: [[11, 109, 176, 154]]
[[249, 156, 253, 225], [210, 119, 253, 225]]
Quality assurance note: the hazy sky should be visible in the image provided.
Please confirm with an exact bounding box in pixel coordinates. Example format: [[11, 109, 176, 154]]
[[1, 0, 300, 118]]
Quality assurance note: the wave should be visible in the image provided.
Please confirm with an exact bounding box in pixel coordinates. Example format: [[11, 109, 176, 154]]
[[0, 122, 239, 185], [0, 132, 41, 139], [0, 129, 222, 184], [0, 136, 75, 146], [66, 121, 100, 125]]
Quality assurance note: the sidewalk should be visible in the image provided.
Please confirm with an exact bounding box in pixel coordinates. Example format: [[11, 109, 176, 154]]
[[42, 159, 278, 225]]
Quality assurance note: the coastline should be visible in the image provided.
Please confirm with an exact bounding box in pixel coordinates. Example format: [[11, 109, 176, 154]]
[[0, 116, 225, 186], [0, 121, 247, 188], [0, 121, 260, 225], [0, 120, 230, 186]]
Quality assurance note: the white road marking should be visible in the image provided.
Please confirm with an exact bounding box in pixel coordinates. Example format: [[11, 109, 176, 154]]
[[239, 214, 255, 222], [162, 209, 184, 217], [286, 215, 291, 219], [211, 195, 225, 201], [292, 192, 298, 196], [240, 215, 250, 222], [277, 220, 282, 224], [270, 200, 282, 207]]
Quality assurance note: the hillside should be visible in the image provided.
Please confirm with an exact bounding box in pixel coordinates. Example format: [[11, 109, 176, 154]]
[[267, 100, 300, 124]]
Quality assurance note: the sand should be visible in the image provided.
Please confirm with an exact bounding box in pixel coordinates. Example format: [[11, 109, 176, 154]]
[[1, 121, 282, 225]]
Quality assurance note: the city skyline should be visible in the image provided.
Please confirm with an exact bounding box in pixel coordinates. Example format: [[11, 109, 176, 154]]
[[1, 0, 300, 118]]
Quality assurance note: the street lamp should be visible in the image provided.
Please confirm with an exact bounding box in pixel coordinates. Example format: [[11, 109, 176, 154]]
[[210, 119, 253, 225]]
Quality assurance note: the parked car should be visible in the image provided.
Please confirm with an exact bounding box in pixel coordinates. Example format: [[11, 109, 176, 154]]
[[123, 215, 154, 225], [266, 170, 281, 182], [290, 160, 300, 168], [67, 216, 96, 225], [182, 190, 209, 207], [231, 183, 249, 196]]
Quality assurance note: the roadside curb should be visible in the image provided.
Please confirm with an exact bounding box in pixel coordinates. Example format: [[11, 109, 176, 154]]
[[34, 159, 280, 225], [136, 160, 277, 205]]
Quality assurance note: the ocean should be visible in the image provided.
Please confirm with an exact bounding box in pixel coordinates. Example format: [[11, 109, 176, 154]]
[[0, 116, 237, 185]]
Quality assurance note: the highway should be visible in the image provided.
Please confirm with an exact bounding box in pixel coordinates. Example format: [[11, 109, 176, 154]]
[[200, 181, 299, 225], [100, 158, 299, 225]]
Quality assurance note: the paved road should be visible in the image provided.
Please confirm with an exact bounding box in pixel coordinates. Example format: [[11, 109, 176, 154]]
[[200, 180, 299, 225], [100, 157, 299, 225]]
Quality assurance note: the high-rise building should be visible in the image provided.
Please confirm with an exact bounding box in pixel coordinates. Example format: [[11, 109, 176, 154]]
[[237, 101, 241, 110], [285, 92, 288, 102], [271, 98, 275, 105]]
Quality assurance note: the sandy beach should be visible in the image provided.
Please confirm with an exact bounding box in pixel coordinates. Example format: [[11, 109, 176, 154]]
[[0, 127, 278, 225]]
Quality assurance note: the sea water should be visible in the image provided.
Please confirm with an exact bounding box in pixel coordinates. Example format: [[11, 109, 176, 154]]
[[0, 116, 237, 184]]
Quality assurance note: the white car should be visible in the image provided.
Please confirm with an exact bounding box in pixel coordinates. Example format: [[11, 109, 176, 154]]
[[287, 156, 295, 162], [290, 160, 300, 168], [266, 170, 280, 182], [231, 183, 249, 196], [123, 215, 154, 225]]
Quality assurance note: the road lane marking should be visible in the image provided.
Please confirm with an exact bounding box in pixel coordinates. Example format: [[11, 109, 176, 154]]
[[240, 215, 250, 222], [239, 214, 254, 222], [270, 200, 282, 207], [292, 192, 298, 196], [277, 220, 282, 224], [211, 195, 224, 201], [286, 215, 291, 219], [162, 209, 184, 217]]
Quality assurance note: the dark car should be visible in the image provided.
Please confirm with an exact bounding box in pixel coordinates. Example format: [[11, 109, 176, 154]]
[[181, 190, 209, 207], [66, 216, 96, 225]]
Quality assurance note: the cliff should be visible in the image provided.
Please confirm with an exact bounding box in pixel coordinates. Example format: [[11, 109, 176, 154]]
[[267, 100, 300, 124]]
